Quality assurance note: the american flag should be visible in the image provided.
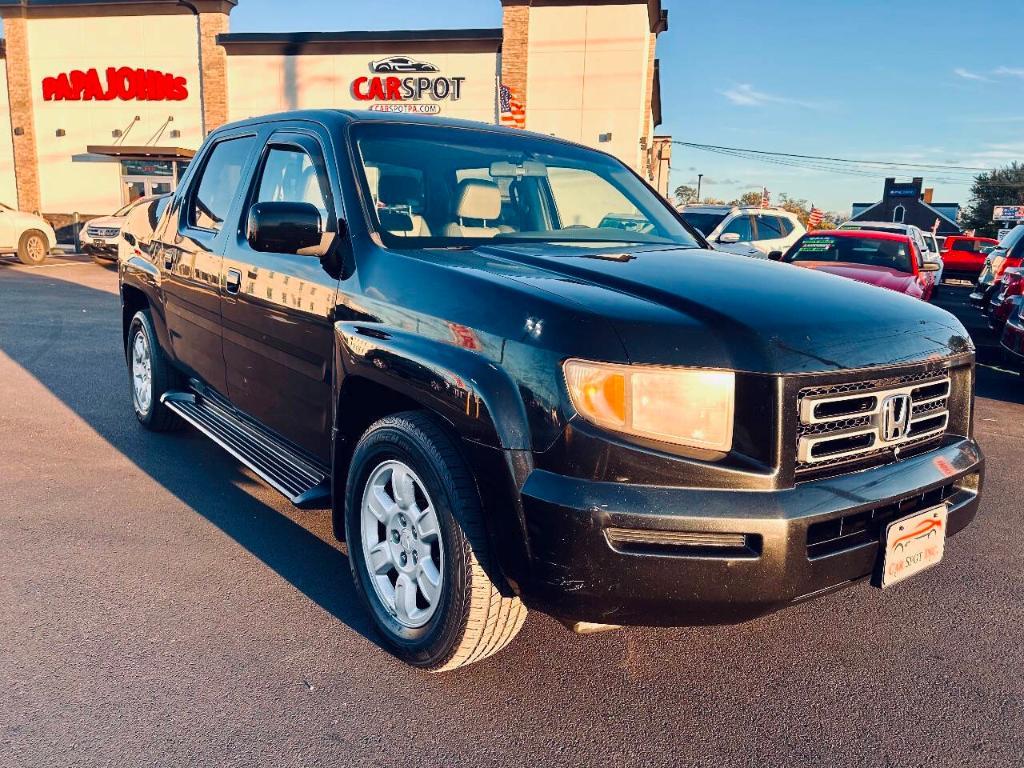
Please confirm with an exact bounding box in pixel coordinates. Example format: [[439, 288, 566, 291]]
[[807, 205, 824, 229], [760, 187, 770, 208], [499, 83, 526, 129]]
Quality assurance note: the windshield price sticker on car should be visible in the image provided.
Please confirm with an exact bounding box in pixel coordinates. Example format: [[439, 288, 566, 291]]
[[798, 236, 835, 252], [881, 505, 947, 588]]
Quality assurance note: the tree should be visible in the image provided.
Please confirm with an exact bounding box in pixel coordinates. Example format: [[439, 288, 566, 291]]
[[674, 184, 697, 206], [731, 191, 763, 207], [961, 162, 1024, 237]]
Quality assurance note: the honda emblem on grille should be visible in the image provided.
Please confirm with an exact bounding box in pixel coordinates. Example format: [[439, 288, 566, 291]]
[[880, 394, 912, 442]]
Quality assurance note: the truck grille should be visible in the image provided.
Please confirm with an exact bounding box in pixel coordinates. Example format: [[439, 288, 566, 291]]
[[795, 371, 950, 477], [87, 226, 119, 238]]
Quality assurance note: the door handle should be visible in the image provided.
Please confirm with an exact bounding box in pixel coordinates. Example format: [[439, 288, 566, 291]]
[[163, 248, 174, 270], [225, 268, 242, 294]]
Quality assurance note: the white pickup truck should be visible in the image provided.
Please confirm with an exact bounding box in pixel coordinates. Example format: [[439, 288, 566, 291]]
[[0, 202, 57, 265]]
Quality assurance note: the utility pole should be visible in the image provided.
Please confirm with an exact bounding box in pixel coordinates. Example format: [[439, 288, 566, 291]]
[[696, 174, 703, 204]]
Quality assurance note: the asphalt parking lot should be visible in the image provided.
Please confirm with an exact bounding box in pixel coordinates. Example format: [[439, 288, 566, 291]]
[[2, 254, 1023, 767]]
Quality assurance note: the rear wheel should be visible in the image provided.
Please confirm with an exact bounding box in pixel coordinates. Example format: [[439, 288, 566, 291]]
[[345, 411, 526, 671], [127, 310, 182, 432], [17, 230, 48, 266]]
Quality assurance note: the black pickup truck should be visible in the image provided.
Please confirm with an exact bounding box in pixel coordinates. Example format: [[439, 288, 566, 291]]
[[120, 110, 984, 671]]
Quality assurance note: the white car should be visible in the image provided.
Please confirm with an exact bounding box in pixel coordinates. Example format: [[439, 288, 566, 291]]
[[839, 220, 944, 292], [0, 202, 57, 265], [79, 197, 154, 264], [679, 205, 805, 258]]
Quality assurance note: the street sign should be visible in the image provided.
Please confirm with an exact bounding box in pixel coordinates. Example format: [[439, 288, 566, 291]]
[[993, 205, 1024, 222]]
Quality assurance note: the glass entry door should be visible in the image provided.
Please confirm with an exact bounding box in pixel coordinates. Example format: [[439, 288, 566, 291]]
[[120, 159, 182, 205], [122, 177, 175, 205]]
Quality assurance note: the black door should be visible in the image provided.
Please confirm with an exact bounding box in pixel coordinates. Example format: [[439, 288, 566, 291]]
[[159, 132, 257, 395], [220, 128, 342, 461]]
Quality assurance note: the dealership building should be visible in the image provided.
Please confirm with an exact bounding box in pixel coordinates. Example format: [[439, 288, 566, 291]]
[[0, 0, 671, 229]]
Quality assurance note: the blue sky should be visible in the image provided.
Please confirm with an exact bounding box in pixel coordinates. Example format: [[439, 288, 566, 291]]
[[229, 0, 1024, 213], [4, 1, 1019, 212]]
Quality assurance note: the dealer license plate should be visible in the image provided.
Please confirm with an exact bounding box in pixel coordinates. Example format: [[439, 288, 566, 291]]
[[881, 505, 947, 588]]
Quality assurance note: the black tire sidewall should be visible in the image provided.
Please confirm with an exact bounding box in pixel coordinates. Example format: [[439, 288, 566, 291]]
[[345, 419, 472, 666]]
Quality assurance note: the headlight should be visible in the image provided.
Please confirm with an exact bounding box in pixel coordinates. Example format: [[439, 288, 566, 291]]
[[563, 359, 735, 452]]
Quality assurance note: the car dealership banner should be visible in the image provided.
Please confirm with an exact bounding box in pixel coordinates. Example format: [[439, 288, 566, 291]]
[[993, 205, 1024, 222], [351, 55, 465, 114]]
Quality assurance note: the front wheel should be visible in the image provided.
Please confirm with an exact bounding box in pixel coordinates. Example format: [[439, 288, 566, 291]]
[[17, 230, 48, 265], [345, 411, 526, 671]]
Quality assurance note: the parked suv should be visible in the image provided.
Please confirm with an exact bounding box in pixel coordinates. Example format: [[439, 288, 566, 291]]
[[679, 204, 805, 258], [0, 201, 57, 265], [80, 197, 159, 264], [120, 111, 984, 671]]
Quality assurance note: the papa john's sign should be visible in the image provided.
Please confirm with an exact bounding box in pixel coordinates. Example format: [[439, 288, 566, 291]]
[[42, 68, 188, 102]]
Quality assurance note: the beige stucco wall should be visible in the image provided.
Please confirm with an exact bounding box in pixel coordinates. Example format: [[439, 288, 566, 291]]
[[0, 65, 17, 208], [525, 3, 651, 172], [227, 51, 499, 125], [25, 14, 204, 214]]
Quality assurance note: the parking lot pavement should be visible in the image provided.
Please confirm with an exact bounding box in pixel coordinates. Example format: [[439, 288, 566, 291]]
[[1, 260, 1022, 768]]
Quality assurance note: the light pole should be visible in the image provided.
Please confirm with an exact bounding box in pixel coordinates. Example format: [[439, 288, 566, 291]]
[[696, 173, 703, 204]]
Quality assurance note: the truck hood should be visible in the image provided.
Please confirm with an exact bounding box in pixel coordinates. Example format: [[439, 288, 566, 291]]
[[794, 262, 919, 294], [474, 242, 971, 374]]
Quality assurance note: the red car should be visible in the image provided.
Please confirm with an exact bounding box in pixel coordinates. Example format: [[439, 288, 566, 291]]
[[782, 230, 938, 300], [941, 235, 999, 280]]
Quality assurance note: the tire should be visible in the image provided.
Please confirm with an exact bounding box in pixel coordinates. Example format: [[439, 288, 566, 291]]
[[127, 310, 182, 432], [17, 230, 48, 266], [345, 411, 526, 671]]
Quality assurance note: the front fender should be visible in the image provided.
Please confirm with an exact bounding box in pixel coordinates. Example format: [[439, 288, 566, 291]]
[[333, 322, 536, 587], [334, 322, 531, 450]]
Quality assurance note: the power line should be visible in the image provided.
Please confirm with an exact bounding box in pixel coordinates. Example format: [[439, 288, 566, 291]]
[[673, 141, 997, 172]]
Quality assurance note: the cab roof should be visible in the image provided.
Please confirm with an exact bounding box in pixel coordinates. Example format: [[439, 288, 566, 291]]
[[215, 109, 578, 145]]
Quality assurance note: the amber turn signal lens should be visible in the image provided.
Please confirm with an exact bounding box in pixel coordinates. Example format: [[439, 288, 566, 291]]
[[563, 360, 735, 452]]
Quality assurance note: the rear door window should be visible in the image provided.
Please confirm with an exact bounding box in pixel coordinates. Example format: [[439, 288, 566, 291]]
[[753, 215, 785, 241]]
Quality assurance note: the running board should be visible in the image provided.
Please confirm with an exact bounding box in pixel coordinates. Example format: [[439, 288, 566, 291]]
[[161, 391, 331, 509]]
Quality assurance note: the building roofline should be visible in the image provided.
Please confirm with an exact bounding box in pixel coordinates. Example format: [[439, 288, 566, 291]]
[[217, 29, 505, 56], [919, 199, 960, 228], [0, 0, 234, 18], [500, 0, 667, 34]]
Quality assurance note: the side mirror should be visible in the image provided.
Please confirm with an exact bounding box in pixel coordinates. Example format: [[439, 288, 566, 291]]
[[768, 250, 784, 261], [718, 232, 741, 244], [920, 261, 941, 273], [246, 201, 322, 254]]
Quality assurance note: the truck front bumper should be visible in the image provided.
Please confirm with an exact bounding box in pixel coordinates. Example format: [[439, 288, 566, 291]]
[[518, 438, 983, 627]]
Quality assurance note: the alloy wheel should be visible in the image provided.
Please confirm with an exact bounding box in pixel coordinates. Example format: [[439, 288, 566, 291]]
[[360, 460, 444, 629], [131, 329, 153, 415]]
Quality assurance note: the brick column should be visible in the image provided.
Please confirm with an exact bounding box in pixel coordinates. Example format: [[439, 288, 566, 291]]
[[198, 12, 230, 133], [4, 17, 41, 212], [501, 4, 530, 124]]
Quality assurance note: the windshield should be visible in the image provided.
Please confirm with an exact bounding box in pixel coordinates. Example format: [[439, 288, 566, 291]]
[[679, 211, 729, 236], [113, 200, 144, 217], [352, 123, 701, 249], [787, 234, 914, 273]]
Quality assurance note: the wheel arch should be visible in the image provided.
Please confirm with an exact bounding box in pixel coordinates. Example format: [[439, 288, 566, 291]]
[[330, 323, 535, 584]]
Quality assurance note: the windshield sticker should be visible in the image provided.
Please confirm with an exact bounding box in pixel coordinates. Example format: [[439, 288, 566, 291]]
[[798, 237, 835, 252]]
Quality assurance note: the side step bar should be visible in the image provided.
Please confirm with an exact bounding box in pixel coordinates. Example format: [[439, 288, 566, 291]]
[[161, 391, 331, 509]]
